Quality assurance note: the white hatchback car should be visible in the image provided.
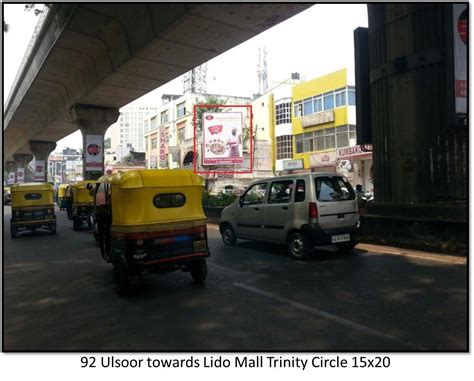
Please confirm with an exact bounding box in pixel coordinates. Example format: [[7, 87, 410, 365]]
[[219, 173, 360, 259]]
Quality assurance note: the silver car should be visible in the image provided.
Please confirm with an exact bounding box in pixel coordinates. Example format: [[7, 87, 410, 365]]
[[219, 173, 360, 259]]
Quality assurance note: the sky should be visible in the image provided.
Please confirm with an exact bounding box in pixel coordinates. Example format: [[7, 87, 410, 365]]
[[3, 3, 368, 151]]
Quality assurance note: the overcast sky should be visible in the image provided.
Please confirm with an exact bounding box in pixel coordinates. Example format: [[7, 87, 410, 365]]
[[3, 3, 368, 151]]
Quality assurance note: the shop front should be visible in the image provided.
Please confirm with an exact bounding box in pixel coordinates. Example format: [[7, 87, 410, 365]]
[[309, 151, 337, 173], [336, 145, 373, 193]]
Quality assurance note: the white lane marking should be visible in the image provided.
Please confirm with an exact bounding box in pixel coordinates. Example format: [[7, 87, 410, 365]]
[[234, 282, 427, 350]]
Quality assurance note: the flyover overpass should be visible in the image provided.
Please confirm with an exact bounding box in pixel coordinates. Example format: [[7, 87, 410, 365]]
[[4, 3, 310, 177]]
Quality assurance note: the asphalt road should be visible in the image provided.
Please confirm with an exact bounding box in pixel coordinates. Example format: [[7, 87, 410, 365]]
[[3, 205, 467, 351]]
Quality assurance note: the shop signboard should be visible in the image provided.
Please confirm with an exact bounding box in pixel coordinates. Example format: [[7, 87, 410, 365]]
[[283, 159, 304, 170], [337, 144, 373, 159], [85, 135, 103, 172], [309, 151, 336, 167], [159, 127, 168, 168], [302, 111, 335, 128], [203, 112, 243, 165]]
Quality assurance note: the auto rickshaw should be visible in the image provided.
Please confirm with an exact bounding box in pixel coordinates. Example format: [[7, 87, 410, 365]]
[[94, 169, 210, 295], [10, 182, 56, 238], [71, 180, 96, 231], [57, 184, 70, 210], [4, 186, 12, 205]]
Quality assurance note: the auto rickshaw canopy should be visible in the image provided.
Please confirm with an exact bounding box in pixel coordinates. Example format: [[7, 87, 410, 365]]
[[107, 169, 206, 228], [57, 183, 69, 198], [72, 180, 96, 204], [10, 182, 55, 207]]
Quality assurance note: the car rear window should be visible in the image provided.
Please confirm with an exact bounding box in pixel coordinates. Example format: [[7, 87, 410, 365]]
[[24, 193, 42, 200], [315, 177, 355, 201], [153, 193, 186, 208]]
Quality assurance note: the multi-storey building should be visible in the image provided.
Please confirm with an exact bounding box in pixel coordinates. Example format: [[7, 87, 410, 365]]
[[290, 68, 373, 192], [106, 105, 159, 163]]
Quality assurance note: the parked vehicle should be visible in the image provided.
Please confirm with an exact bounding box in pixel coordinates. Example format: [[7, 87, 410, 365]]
[[4, 186, 12, 205], [57, 184, 70, 210], [10, 182, 56, 238], [219, 173, 360, 259], [71, 180, 96, 231], [94, 169, 210, 295]]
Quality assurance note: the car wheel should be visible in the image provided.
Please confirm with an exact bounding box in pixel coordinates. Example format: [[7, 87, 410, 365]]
[[287, 231, 310, 260], [221, 224, 237, 246], [336, 241, 356, 253], [190, 259, 207, 284], [113, 263, 132, 296]]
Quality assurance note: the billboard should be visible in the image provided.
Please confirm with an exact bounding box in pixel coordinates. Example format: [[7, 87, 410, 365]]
[[202, 112, 243, 165], [85, 134, 103, 172], [453, 3, 467, 114], [16, 168, 25, 183]]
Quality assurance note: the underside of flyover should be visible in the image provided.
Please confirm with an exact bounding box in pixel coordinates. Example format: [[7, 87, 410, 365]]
[[4, 3, 310, 160]]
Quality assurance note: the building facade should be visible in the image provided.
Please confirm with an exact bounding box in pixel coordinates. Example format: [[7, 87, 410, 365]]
[[290, 69, 373, 192], [106, 105, 159, 164]]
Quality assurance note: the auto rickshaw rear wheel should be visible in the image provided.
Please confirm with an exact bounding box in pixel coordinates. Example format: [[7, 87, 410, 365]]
[[113, 262, 132, 296], [190, 258, 207, 284], [73, 218, 81, 231], [51, 222, 56, 235], [10, 225, 17, 239]]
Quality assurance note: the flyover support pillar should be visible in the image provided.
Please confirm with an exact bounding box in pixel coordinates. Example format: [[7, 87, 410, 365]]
[[5, 161, 17, 185], [70, 104, 120, 181], [29, 141, 56, 182], [13, 154, 33, 183]]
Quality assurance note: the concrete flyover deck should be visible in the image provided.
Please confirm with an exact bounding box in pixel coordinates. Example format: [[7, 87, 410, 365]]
[[4, 3, 310, 161]]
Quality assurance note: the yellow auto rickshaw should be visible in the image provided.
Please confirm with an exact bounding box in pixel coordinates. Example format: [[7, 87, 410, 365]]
[[4, 186, 12, 205], [10, 182, 56, 238], [94, 169, 210, 295], [71, 180, 96, 231], [57, 184, 70, 210], [65, 185, 74, 220]]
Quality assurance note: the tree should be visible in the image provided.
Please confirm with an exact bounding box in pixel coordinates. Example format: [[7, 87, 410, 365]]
[[4, 4, 50, 33], [193, 96, 226, 137]]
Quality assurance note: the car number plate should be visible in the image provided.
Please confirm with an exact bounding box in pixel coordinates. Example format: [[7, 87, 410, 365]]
[[331, 234, 350, 243]]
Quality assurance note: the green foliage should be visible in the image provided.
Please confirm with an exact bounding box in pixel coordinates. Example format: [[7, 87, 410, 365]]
[[202, 191, 237, 207], [194, 96, 226, 136]]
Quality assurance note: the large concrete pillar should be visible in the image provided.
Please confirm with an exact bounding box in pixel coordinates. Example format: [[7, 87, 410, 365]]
[[29, 141, 57, 182], [70, 104, 120, 180], [13, 153, 33, 183], [5, 161, 17, 185], [363, 4, 467, 253]]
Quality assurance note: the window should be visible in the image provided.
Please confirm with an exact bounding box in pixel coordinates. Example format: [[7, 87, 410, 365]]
[[24, 193, 42, 200], [336, 125, 349, 148], [177, 102, 186, 118], [160, 110, 169, 124], [325, 127, 335, 149], [302, 131, 314, 152], [276, 135, 293, 160], [323, 92, 334, 110], [178, 128, 185, 142], [268, 180, 293, 204], [303, 99, 313, 115], [316, 177, 355, 201], [242, 183, 267, 205], [275, 102, 291, 125], [335, 89, 346, 107], [153, 193, 186, 208], [295, 135, 303, 154], [314, 130, 325, 150], [348, 88, 356, 105], [294, 102, 302, 118], [295, 180, 305, 202], [313, 96, 323, 113], [151, 138, 157, 149]]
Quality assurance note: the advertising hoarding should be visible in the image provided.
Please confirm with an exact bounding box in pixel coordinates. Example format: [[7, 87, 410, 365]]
[[202, 112, 244, 165], [34, 160, 45, 181], [85, 135, 103, 172], [453, 3, 467, 115]]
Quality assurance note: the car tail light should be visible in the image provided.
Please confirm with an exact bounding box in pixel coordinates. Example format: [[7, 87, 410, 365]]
[[309, 202, 318, 224]]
